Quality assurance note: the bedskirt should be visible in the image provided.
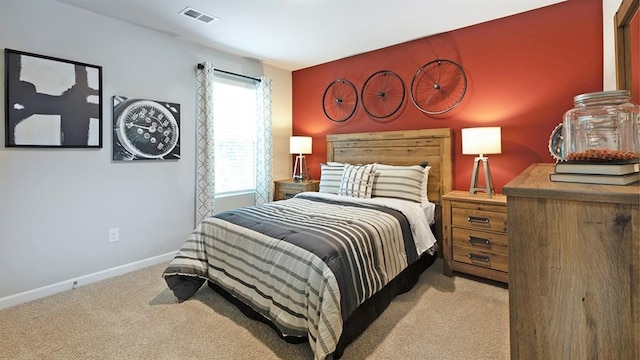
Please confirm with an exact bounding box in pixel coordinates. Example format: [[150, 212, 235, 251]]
[[207, 250, 437, 359]]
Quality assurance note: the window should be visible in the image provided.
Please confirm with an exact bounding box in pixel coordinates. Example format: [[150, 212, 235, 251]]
[[213, 75, 258, 195]]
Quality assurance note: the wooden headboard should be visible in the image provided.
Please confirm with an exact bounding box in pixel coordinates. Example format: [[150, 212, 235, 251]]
[[326, 128, 453, 205]]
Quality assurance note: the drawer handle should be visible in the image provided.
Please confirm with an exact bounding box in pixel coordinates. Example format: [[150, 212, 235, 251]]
[[468, 236, 491, 246], [468, 253, 490, 262], [467, 216, 489, 225], [284, 192, 296, 198]]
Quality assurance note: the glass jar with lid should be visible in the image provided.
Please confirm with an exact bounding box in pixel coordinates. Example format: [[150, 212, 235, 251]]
[[563, 90, 639, 162]]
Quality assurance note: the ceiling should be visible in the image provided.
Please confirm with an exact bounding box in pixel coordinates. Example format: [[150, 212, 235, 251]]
[[55, 0, 565, 71]]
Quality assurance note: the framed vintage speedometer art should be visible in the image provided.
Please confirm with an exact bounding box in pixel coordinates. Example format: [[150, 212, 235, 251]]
[[112, 95, 180, 160]]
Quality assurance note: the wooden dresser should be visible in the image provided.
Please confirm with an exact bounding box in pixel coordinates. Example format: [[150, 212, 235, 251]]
[[442, 190, 508, 283], [503, 163, 639, 360], [273, 179, 319, 201]]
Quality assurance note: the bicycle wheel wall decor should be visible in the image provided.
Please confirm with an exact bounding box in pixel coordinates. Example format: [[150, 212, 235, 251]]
[[360, 70, 405, 119], [322, 78, 358, 122], [410, 59, 467, 115]]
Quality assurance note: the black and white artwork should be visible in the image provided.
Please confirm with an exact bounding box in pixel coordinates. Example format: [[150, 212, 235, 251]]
[[112, 95, 180, 161], [4, 49, 102, 147]]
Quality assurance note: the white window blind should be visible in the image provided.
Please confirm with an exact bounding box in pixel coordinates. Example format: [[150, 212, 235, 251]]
[[213, 75, 258, 195]]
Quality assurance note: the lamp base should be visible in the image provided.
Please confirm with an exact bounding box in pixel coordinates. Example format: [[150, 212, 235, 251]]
[[292, 155, 306, 182], [469, 156, 495, 198]]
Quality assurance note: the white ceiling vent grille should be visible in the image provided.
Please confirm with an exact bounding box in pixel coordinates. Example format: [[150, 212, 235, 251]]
[[179, 7, 218, 24]]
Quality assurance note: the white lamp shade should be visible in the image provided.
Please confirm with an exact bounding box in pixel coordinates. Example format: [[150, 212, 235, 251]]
[[290, 136, 312, 154], [461, 127, 502, 155]]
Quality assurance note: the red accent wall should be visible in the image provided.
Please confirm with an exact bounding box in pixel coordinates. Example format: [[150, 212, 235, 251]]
[[292, 0, 603, 193]]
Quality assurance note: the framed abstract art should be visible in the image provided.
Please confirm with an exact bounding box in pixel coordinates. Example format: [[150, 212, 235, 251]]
[[4, 48, 103, 148]]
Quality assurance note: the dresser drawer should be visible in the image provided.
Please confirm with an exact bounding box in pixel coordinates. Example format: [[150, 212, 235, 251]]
[[451, 207, 507, 233], [452, 243, 508, 272], [452, 228, 507, 255]]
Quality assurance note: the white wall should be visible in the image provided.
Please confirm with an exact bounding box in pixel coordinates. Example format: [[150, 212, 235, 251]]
[[0, 0, 292, 307], [265, 63, 294, 182]]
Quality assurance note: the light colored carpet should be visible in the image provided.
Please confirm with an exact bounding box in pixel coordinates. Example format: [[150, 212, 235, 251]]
[[0, 259, 509, 360]]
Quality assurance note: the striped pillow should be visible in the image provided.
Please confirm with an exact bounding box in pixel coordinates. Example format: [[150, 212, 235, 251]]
[[338, 164, 376, 199], [372, 164, 425, 203], [319, 162, 346, 194]]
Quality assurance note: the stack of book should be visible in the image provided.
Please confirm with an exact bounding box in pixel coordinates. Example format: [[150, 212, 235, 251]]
[[549, 161, 640, 185]]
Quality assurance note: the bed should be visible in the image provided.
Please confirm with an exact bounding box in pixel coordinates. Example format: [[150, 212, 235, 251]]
[[162, 128, 452, 359]]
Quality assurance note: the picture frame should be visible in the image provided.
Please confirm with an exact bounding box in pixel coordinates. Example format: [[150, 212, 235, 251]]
[[4, 48, 103, 148], [112, 95, 180, 161]]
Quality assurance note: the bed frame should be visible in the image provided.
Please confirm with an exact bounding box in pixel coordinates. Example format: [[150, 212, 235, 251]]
[[209, 128, 453, 359], [327, 128, 452, 201], [327, 128, 453, 246]]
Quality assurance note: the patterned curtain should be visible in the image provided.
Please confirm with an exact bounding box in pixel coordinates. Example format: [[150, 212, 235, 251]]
[[255, 76, 273, 205], [195, 62, 216, 225]]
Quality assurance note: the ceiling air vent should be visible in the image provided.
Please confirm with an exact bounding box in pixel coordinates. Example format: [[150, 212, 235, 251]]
[[179, 7, 218, 24]]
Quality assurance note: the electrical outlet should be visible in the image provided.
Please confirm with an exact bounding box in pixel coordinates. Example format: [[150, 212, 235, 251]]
[[108, 228, 119, 243]]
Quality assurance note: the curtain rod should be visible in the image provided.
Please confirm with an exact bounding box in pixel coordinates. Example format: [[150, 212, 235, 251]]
[[196, 63, 261, 83]]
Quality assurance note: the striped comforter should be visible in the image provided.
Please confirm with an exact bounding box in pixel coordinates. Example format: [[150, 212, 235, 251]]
[[163, 193, 435, 360]]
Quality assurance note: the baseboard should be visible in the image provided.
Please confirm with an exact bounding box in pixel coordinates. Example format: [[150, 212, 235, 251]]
[[0, 251, 178, 310]]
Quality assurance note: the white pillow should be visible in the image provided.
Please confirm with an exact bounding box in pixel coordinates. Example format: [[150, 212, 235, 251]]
[[319, 162, 346, 194], [338, 164, 376, 199], [421, 166, 431, 206], [371, 164, 425, 204]]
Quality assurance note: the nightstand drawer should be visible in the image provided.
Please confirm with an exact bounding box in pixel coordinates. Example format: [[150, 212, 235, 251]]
[[277, 187, 304, 200], [273, 179, 320, 201], [452, 244, 508, 272], [452, 228, 507, 255], [451, 207, 507, 233]]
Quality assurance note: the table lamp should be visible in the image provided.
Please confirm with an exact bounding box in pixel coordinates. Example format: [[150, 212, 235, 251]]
[[290, 136, 312, 182], [461, 127, 502, 198]]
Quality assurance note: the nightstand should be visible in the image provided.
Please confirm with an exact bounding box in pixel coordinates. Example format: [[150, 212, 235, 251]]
[[273, 179, 320, 201], [442, 190, 508, 283]]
